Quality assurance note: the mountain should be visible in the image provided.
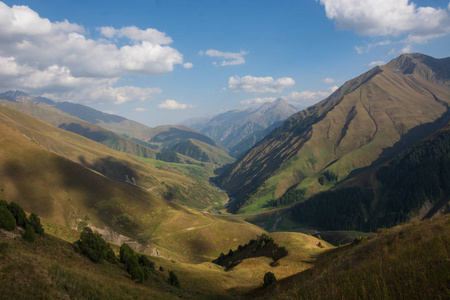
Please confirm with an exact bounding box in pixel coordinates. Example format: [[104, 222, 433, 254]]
[[0, 99, 158, 159], [216, 53, 450, 213], [188, 98, 298, 155], [0, 91, 229, 163], [0, 90, 55, 105]]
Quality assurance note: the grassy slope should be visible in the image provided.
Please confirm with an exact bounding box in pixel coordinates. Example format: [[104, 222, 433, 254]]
[[0, 105, 227, 210], [228, 55, 450, 214], [0, 100, 158, 159], [0, 219, 330, 299], [253, 215, 450, 300], [0, 106, 267, 262]]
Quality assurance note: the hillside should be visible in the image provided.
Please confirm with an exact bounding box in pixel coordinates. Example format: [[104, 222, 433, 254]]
[[188, 99, 297, 155], [0, 91, 225, 157], [252, 215, 450, 300], [0, 105, 232, 212], [0, 100, 158, 159], [216, 53, 450, 213]]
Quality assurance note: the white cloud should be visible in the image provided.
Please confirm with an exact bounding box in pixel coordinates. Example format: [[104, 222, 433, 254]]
[[322, 77, 340, 84], [99, 26, 173, 44], [240, 97, 277, 105], [228, 75, 295, 93], [183, 62, 193, 69], [319, 0, 450, 45], [201, 49, 248, 66], [367, 60, 386, 68], [135, 107, 147, 112], [284, 86, 338, 107], [0, 2, 188, 104], [355, 40, 391, 54], [157, 99, 195, 110]]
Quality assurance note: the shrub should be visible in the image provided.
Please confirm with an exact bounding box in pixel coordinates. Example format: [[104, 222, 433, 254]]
[[28, 213, 44, 235], [168, 271, 180, 288], [23, 223, 36, 242], [8, 202, 27, 227], [0, 205, 16, 231], [75, 227, 110, 263], [120, 243, 145, 283], [159, 266, 164, 272], [263, 271, 277, 288], [318, 242, 324, 248], [106, 247, 118, 264]]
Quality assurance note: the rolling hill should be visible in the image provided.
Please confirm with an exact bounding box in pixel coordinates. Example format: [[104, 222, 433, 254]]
[[0, 91, 226, 159], [216, 53, 450, 213], [0, 105, 231, 212]]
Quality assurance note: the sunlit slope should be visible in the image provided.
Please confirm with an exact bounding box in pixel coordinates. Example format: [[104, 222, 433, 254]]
[[0, 110, 267, 262], [217, 53, 450, 213], [0, 100, 158, 159], [0, 105, 227, 209], [255, 215, 450, 300]]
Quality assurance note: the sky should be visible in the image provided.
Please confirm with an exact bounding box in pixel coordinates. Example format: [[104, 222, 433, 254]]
[[0, 0, 449, 127]]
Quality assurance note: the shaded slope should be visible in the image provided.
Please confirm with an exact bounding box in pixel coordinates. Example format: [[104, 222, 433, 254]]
[[216, 53, 450, 213], [0, 106, 228, 210], [0, 107, 266, 262]]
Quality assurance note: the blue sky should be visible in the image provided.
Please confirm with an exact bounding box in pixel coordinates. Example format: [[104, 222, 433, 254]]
[[0, 0, 449, 126]]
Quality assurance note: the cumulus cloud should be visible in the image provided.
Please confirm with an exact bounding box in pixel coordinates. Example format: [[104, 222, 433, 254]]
[[157, 99, 195, 110], [367, 60, 386, 68], [200, 49, 248, 66], [322, 77, 340, 84], [99, 26, 173, 44], [183, 62, 193, 69], [240, 97, 277, 105], [0, 2, 187, 104], [318, 0, 450, 50], [284, 86, 338, 107], [228, 75, 295, 93]]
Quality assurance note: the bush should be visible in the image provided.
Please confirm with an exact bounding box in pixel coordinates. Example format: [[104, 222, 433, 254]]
[[106, 247, 118, 264], [0, 205, 16, 231], [159, 266, 164, 272], [75, 227, 110, 263], [318, 242, 324, 248], [120, 243, 145, 283], [263, 271, 277, 288], [23, 223, 36, 242], [168, 271, 180, 288], [28, 213, 44, 235], [8, 202, 27, 227]]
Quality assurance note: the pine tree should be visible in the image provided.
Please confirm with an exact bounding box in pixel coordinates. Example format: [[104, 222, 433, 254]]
[[23, 223, 36, 242], [28, 213, 44, 235], [0, 205, 16, 231]]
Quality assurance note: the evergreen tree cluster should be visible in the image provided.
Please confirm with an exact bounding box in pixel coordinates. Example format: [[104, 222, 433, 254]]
[[213, 234, 288, 269], [75, 227, 117, 264], [318, 170, 339, 185], [120, 243, 157, 284], [266, 188, 306, 208], [156, 151, 181, 163], [0, 199, 44, 241], [169, 140, 210, 162], [290, 187, 373, 231], [375, 129, 450, 228]]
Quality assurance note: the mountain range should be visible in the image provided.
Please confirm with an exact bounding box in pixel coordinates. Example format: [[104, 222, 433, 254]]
[[216, 53, 450, 213], [186, 98, 298, 157], [0, 53, 449, 299]]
